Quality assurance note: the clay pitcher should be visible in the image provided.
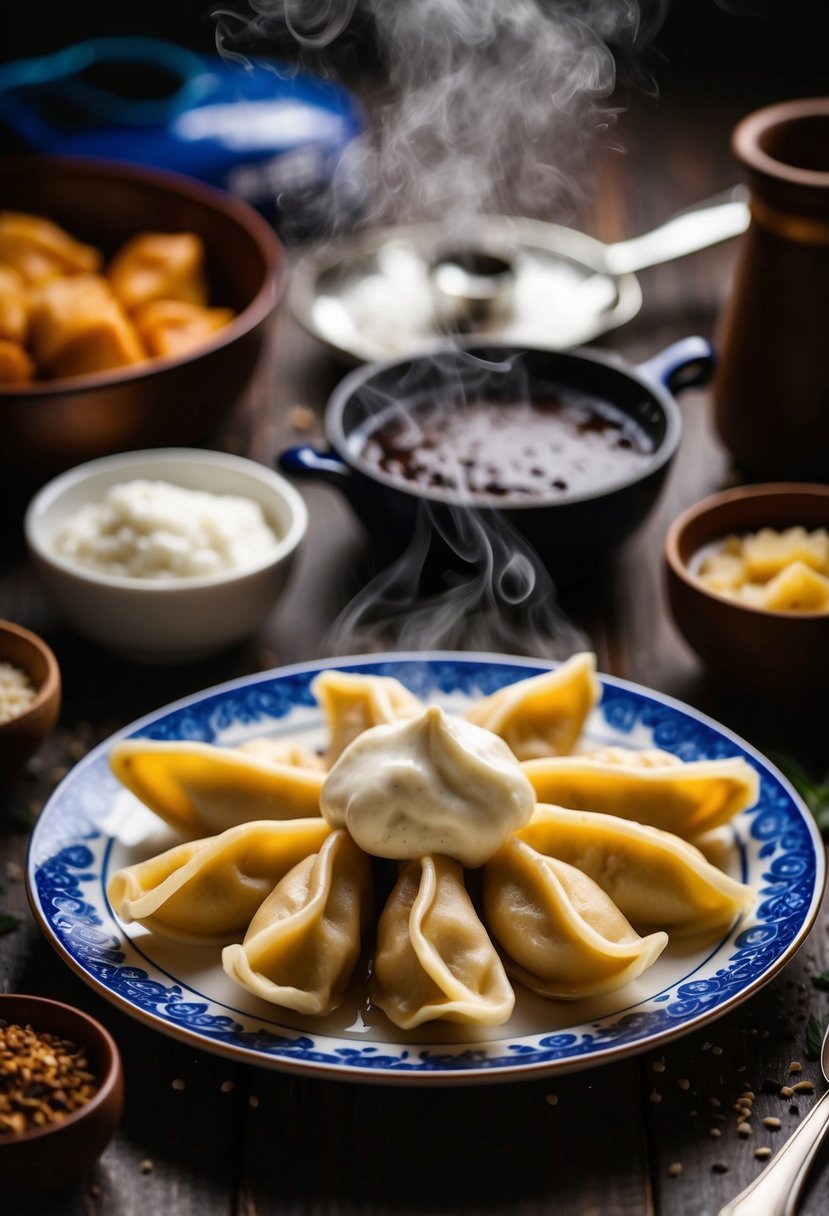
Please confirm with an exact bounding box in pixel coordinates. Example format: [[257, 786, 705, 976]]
[[714, 98, 829, 480]]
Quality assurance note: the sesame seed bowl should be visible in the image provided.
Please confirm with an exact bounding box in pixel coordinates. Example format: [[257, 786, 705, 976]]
[[0, 619, 61, 781], [0, 993, 124, 1191]]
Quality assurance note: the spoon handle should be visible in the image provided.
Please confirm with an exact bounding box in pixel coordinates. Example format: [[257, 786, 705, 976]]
[[603, 187, 749, 277], [718, 1088, 829, 1216]]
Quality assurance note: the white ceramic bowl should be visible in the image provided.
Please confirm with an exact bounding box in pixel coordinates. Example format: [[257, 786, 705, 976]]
[[24, 449, 308, 662]]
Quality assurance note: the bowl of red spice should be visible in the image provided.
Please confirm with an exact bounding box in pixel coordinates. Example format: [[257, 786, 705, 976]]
[[0, 994, 124, 1191], [0, 620, 61, 780]]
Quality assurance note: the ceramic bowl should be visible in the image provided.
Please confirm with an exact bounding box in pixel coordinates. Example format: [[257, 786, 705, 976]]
[[0, 155, 284, 479], [0, 993, 124, 1191], [0, 620, 61, 779], [24, 448, 308, 663], [665, 482, 829, 696]]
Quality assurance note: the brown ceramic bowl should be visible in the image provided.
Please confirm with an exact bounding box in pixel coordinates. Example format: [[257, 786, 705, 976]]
[[665, 483, 829, 697], [0, 155, 284, 478], [0, 993, 124, 1191], [0, 619, 61, 779]]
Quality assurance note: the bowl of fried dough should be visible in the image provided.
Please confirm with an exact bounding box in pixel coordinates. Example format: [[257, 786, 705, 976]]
[[0, 155, 284, 477]]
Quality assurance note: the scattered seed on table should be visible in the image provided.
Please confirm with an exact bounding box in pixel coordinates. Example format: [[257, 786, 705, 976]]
[[171, 1078, 185, 1091], [289, 405, 316, 432], [712, 1046, 723, 1056], [780, 1086, 794, 1097], [792, 1081, 814, 1093], [220, 1080, 235, 1094], [737, 1122, 752, 1136], [754, 1147, 772, 1161], [763, 1117, 782, 1130], [249, 1094, 259, 1108], [651, 1060, 666, 1073], [650, 1090, 662, 1104], [709, 1097, 722, 1108], [709, 1127, 722, 1138], [140, 1160, 153, 1174], [677, 1078, 690, 1091], [88, 1184, 102, 1197], [545, 1094, 558, 1106], [702, 1042, 712, 1051], [667, 1163, 682, 1178], [789, 1062, 802, 1074]]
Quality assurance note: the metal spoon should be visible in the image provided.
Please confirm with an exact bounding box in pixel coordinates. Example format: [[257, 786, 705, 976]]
[[718, 1021, 829, 1216]]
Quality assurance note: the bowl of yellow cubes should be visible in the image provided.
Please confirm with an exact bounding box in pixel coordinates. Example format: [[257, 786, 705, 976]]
[[0, 156, 284, 478], [665, 482, 829, 698]]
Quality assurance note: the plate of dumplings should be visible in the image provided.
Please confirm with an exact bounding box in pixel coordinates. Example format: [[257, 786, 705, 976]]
[[27, 652, 825, 1084]]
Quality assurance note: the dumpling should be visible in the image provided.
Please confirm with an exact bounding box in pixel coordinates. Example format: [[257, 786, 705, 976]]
[[134, 298, 234, 358], [371, 854, 515, 1029], [0, 338, 35, 384], [110, 738, 325, 836], [311, 669, 425, 765], [107, 818, 331, 944], [107, 232, 208, 312], [0, 265, 29, 343], [583, 746, 681, 768], [464, 652, 600, 760], [236, 736, 325, 771], [515, 804, 753, 936], [28, 275, 145, 378], [483, 838, 668, 999], [0, 211, 101, 283], [521, 752, 759, 838], [222, 829, 372, 1014]]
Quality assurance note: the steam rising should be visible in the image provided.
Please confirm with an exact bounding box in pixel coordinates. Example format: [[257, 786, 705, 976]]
[[216, 0, 665, 660], [217, 0, 667, 227], [321, 505, 591, 661]]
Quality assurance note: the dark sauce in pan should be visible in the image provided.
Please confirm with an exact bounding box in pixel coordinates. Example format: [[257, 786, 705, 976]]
[[358, 394, 655, 500]]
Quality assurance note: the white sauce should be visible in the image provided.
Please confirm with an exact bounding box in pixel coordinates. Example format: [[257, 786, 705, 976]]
[[320, 705, 536, 868], [54, 479, 279, 580]]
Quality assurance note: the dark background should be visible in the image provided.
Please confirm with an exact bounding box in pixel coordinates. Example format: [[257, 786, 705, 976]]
[[0, 1, 827, 100]]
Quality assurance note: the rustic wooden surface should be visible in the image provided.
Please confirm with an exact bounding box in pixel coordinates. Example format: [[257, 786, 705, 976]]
[[2, 67, 829, 1216]]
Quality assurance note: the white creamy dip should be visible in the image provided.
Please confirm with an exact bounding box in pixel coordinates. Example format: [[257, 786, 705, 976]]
[[320, 705, 536, 868], [54, 479, 279, 580]]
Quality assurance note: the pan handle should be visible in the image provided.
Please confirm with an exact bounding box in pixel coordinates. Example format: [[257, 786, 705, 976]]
[[637, 337, 715, 393], [603, 187, 749, 277], [278, 445, 353, 488]]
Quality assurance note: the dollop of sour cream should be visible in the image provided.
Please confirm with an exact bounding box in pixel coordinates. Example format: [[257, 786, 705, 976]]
[[320, 705, 536, 868], [53, 479, 279, 580]]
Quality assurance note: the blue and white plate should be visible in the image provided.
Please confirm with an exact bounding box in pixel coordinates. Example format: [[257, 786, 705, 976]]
[[27, 654, 825, 1085]]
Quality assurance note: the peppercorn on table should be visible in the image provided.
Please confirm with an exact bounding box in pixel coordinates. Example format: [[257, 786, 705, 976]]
[[2, 27, 829, 1216]]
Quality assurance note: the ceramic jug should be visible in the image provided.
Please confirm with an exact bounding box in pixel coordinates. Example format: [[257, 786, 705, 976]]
[[714, 98, 829, 480]]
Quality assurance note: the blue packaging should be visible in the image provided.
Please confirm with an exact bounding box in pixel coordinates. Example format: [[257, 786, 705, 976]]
[[0, 37, 367, 241]]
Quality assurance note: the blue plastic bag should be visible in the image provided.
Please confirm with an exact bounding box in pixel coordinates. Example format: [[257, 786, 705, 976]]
[[0, 37, 367, 241]]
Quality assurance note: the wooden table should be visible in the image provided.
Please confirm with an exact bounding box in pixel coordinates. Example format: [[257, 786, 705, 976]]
[[2, 65, 829, 1216]]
